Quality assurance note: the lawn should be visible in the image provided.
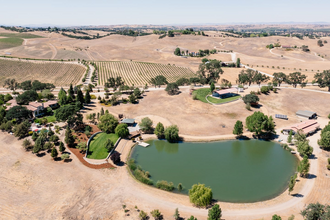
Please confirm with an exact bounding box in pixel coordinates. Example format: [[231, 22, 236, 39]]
[[192, 88, 211, 103], [45, 115, 56, 123], [87, 133, 119, 159], [207, 95, 241, 104]]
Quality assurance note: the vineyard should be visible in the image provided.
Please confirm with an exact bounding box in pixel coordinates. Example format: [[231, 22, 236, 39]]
[[96, 61, 196, 86], [0, 59, 86, 86]]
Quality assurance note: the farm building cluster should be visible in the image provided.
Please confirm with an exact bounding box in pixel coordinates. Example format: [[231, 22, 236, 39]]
[[5, 99, 58, 118]]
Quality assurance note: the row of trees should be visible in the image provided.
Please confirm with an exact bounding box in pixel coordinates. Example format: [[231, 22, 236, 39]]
[[138, 117, 180, 143], [3, 79, 55, 92], [237, 69, 270, 86], [232, 111, 275, 138], [272, 70, 330, 91]]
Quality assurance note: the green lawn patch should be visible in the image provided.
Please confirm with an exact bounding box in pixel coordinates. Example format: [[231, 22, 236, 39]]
[[207, 95, 241, 104], [45, 115, 56, 123], [87, 133, 119, 159], [192, 88, 211, 103], [0, 37, 24, 50]]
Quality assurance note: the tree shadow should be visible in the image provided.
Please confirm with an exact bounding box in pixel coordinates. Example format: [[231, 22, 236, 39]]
[[115, 161, 126, 167], [309, 154, 318, 160], [307, 174, 317, 179], [292, 193, 304, 198], [235, 135, 250, 140], [36, 152, 46, 157], [54, 157, 62, 162], [63, 158, 72, 163]]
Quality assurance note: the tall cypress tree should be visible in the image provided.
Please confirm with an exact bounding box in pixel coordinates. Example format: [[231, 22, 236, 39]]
[[76, 89, 84, 104], [85, 90, 91, 104], [51, 147, 58, 160], [65, 127, 75, 147], [59, 141, 65, 152], [68, 84, 75, 99]]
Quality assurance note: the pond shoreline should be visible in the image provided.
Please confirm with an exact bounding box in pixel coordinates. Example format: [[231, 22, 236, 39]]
[[128, 138, 299, 203]]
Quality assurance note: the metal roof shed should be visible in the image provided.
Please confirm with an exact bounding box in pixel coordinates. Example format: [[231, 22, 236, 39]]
[[121, 118, 135, 124], [296, 110, 317, 119]]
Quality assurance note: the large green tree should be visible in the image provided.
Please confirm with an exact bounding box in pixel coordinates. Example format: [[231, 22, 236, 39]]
[[298, 155, 310, 178], [165, 83, 179, 95], [115, 123, 130, 138], [237, 69, 257, 86], [174, 47, 181, 56], [273, 72, 287, 87], [294, 131, 313, 157], [245, 111, 275, 137], [164, 125, 179, 143], [3, 78, 19, 91], [254, 72, 270, 87], [58, 88, 67, 105], [16, 90, 38, 104], [242, 94, 259, 105], [14, 120, 31, 139], [233, 120, 244, 136], [189, 183, 213, 207], [6, 106, 32, 121], [154, 122, 165, 138], [150, 75, 168, 88], [197, 59, 223, 84], [314, 70, 330, 92], [98, 113, 119, 133], [318, 126, 330, 150], [287, 72, 307, 88], [55, 105, 76, 122], [301, 203, 330, 220], [139, 117, 153, 134]]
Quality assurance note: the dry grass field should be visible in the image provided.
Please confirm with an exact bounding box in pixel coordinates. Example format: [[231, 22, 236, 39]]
[[1, 28, 330, 85], [1, 87, 330, 220], [0, 59, 86, 86], [97, 61, 196, 86]]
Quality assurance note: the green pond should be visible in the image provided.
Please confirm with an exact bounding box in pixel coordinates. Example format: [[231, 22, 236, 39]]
[[130, 139, 298, 203]]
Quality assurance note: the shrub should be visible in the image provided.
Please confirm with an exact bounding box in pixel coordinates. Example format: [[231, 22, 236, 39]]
[[134, 169, 153, 185], [242, 94, 259, 105], [273, 88, 277, 93], [260, 86, 270, 94], [128, 158, 137, 171], [90, 94, 97, 99], [156, 180, 174, 191], [61, 153, 70, 161], [189, 183, 213, 207], [139, 210, 148, 220], [246, 103, 251, 110], [150, 209, 162, 220]]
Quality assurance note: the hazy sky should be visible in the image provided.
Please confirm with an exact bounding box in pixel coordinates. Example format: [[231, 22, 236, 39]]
[[1, 0, 330, 26]]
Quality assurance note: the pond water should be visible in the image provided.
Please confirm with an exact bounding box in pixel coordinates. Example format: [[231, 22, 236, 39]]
[[130, 139, 298, 203]]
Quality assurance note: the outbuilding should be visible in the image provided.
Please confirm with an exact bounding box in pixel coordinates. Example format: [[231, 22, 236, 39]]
[[121, 118, 135, 126], [282, 120, 320, 136], [296, 110, 317, 119], [212, 88, 238, 99]]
